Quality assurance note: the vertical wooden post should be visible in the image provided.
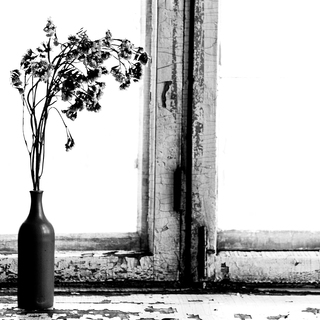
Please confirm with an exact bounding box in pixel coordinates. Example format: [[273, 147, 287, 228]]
[[189, 0, 220, 281], [152, 0, 187, 281]]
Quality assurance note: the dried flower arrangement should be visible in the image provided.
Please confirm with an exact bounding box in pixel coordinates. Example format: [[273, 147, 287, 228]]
[[10, 19, 149, 190]]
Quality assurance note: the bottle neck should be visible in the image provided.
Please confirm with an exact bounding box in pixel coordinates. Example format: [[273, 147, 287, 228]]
[[29, 191, 45, 219]]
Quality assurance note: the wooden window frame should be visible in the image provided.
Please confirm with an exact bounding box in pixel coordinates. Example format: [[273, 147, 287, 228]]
[[0, 0, 155, 256], [0, 0, 194, 285], [202, 0, 320, 286], [3, 0, 319, 287]]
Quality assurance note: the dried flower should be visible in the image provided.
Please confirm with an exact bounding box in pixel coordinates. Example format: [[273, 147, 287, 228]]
[[138, 52, 149, 65], [131, 62, 143, 81], [10, 69, 22, 87], [62, 107, 78, 121], [87, 68, 102, 81], [43, 18, 56, 37], [65, 134, 75, 151], [10, 19, 149, 191], [20, 49, 36, 72], [68, 34, 80, 44], [119, 39, 133, 60], [30, 60, 53, 82]]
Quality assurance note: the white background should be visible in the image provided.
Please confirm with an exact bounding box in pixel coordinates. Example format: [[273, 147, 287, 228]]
[[1, 1, 143, 233], [217, 0, 320, 230]]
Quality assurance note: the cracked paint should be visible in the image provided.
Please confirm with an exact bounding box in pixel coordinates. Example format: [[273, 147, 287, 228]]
[[187, 300, 203, 303], [187, 314, 202, 320], [220, 263, 230, 280], [144, 306, 176, 314], [2, 308, 140, 320], [211, 251, 320, 283], [0, 294, 319, 319], [153, 0, 187, 283], [0, 252, 158, 283], [54, 253, 156, 282], [161, 81, 173, 109], [234, 314, 252, 320], [189, 0, 219, 282], [267, 315, 289, 320], [302, 307, 320, 315]]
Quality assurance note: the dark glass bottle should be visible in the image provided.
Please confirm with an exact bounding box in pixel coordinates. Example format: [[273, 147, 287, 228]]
[[18, 191, 55, 310]]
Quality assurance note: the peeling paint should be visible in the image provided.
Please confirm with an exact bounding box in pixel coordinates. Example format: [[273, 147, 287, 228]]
[[267, 315, 289, 320], [302, 307, 320, 315], [0, 294, 320, 319], [153, 0, 187, 283], [220, 262, 230, 280], [210, 251, 320, 283], [234, 314, 252, 320], [188, 0, 219, 282], [161, 81, 173, 109], [144, 306, 176, 314], [51, 252, 155, 282], [187, 314, 202, 320]]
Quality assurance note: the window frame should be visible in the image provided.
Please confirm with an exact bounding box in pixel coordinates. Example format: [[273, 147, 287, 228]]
[[202, 0, 320, 285], [0, 0, 154, 256], [0, 0, 192, 285], [2, 0, 319, 287]]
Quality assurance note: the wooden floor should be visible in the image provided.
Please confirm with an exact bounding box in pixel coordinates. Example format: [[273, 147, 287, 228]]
[[0, 292, 319, 319]]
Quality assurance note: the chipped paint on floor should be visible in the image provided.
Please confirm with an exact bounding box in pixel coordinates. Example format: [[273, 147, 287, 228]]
[[0, 294, 319, 319]]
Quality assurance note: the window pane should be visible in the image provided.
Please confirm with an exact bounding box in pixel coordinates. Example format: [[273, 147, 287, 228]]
[[217, 0, 320, 230], [2, 1, 143, 233]]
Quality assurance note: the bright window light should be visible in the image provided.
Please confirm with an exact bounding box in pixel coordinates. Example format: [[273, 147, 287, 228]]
[[2, 1, 143, 233], [217, 0, 320, 231]]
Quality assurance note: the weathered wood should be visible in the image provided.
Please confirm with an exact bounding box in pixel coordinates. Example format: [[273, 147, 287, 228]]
[[189, 0, 219, 281], [152, 0, 188, 281], [217, 230, 320, 251], [0, 251, 154, 283], [138, 0, 157, 252], [209, 251, 320, 283], [0, 233, 142, 254]]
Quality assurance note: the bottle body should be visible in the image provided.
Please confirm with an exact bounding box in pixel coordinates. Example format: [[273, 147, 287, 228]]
[[18, 191, 55, 310]]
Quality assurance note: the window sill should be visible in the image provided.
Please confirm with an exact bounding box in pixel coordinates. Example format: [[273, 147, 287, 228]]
[[0, 250, 154, 284], [209, 251, 320, 284], [0, 232, 145, 254]]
